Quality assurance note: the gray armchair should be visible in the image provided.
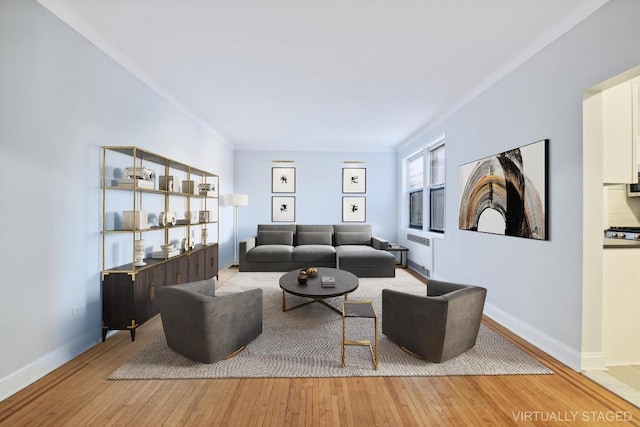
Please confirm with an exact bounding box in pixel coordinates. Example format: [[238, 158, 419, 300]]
[[157, 278, 263, 364], [382, 279, 486, 363]]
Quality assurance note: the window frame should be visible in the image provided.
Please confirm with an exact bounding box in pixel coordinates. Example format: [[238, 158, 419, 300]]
[[428, 143, 445, 233], [409, 189, 423, 229], [404, 135, 446, 234]]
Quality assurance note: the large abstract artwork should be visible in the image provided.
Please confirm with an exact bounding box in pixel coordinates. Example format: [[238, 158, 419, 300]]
[[459, 139, 548, 240]]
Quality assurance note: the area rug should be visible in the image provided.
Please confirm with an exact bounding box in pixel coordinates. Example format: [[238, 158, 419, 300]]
[[108, 270, 553, 379]]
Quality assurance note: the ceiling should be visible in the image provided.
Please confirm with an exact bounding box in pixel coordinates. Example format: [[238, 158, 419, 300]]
[[38, 0, 609, 152]]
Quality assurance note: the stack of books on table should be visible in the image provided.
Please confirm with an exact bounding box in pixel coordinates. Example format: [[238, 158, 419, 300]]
[[321, 276, 336, 288]]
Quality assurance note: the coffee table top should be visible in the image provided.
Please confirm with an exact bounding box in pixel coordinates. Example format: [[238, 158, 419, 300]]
[[279, 267, 358, 298]]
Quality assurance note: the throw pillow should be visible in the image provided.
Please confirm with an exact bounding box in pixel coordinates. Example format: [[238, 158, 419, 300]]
[[334, 231, 371, 246], [296, 231, 332, 245], [257, 230, 294, 246]]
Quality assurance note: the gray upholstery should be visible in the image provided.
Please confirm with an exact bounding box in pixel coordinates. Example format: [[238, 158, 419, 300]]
[[334, 231, 371, 246], [239, 224, 394, 277], [382, 279, 487, 363], [297, 231, 332, 245], [246, 245, 293, 263], [336, 245, 395, 277], [293, 245, 336, 263], [257, 230, 294, 245], [157, 278, 263, 364]]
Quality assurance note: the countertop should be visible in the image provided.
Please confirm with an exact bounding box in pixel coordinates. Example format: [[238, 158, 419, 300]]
[[603, 238, 640, 248]]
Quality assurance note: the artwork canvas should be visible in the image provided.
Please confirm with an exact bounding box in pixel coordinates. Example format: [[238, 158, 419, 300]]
[[342, 168, 366, 193], [272, 167, 296, 193], [272, 196, 295, 222], [459, 139, 548, 240], [342, 197, 366, 222]]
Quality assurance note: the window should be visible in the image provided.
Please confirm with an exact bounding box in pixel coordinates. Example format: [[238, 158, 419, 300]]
[[406, 138, 445, 233], [429, 144, 445, 232], [407, 153, 424, 229]]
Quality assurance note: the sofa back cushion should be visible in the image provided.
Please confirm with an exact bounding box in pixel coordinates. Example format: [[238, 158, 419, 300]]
[[257, 230, 294, 246], [297, 231, 332, 245], [334, 231, 371, 246]]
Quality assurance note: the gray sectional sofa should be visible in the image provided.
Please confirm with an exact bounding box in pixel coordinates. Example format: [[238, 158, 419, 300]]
[[239, 224, 396, 277]]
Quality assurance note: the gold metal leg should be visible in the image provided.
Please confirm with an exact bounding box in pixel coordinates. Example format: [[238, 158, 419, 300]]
[[225, 346, 246, 359], [400, 345, 424, 360], [341, 300, 379, 370], [374, 316, 379, 370], [341, 311, 346, 368], [282, 291, 343, 314]]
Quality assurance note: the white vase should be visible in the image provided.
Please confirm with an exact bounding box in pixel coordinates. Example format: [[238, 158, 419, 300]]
[[134, 239, 146, 266]]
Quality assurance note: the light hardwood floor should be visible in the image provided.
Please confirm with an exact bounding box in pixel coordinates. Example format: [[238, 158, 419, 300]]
[[1, 269, 639, 426]]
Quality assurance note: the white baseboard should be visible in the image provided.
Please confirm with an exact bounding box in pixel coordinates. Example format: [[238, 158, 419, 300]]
[[0, 331, 100, 402], [581, 352, 607, 371], [484, 302, 582, 371]]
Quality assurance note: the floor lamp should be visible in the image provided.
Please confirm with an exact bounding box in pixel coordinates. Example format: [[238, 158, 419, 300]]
[[221, 194, 249, 268]]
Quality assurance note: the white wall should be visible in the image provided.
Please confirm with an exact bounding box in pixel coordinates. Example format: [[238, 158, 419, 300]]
[[0, 0, 234, 400], [398, 0, 640, 370]]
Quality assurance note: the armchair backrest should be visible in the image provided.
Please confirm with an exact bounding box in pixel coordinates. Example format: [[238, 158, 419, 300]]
[[382, 280, 487, 363]]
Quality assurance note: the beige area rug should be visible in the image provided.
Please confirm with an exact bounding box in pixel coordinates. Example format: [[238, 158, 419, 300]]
[[108, 270, 553, 379]]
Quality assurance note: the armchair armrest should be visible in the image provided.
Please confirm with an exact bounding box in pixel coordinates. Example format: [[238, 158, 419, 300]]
[[239, 236, 257, 270], [371, 236, 389, 250]]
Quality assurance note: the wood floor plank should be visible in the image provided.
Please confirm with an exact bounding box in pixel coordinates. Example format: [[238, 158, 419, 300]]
[[2, 268, 640, 426]]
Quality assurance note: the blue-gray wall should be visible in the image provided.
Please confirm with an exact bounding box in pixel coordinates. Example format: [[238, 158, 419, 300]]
[[398, 0, 640, 369], [0, 0, 234, 400], [233, 151, 397, 242]]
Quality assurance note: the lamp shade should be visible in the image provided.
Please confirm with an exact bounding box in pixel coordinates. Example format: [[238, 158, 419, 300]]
[[221, 193, 249, 207]]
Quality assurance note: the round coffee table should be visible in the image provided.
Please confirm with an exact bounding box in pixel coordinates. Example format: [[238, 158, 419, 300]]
[[279, 267, 359, 315]]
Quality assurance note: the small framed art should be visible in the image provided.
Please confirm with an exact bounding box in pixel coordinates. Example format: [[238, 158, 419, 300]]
[[272, 167, 296, 193], [342, 197, 366, 222], [272, 196, 295, 222], [342, 168, 366, 193]]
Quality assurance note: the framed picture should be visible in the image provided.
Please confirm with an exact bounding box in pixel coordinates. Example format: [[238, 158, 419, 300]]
[[342, 197, 366, 222], [272, 167, 296, 193], [342, 168, 366, 193], [459, 139, 548, 240], [272, 196, 295, 222]]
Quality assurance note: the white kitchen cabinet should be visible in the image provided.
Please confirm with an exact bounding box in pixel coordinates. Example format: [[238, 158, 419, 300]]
[[602, 248, 640, 365], [602, 81, 638, 184]]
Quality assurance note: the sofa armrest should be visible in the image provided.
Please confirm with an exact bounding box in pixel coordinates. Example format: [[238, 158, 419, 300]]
[[239, 236, 256, 269], [371, 236, 389, 250]]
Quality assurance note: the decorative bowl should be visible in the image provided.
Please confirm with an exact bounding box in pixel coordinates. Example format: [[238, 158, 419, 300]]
[[306, 267, 318, 277]]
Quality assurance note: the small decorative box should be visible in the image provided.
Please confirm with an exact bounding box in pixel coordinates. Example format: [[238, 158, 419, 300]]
[[182, 180, 196, 194], [122, 210, 149, 230]]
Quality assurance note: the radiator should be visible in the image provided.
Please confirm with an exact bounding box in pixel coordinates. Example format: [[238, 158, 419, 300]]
[[405, 233, 432, 278]]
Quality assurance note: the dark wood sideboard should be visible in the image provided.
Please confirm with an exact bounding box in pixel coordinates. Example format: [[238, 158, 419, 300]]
[[102, 243, 218, 342]]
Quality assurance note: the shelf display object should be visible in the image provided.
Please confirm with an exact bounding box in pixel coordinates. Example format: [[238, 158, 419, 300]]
[[101, 146, 219, 341]]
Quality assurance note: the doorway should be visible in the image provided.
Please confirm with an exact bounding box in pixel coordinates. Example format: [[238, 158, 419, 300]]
[[582, 65, 640, 407]]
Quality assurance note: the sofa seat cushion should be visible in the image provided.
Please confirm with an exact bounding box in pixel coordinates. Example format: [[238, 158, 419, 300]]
[[246, 245, 293, 263], [336, 245, 395, 266], [292, 245, 336, 263]]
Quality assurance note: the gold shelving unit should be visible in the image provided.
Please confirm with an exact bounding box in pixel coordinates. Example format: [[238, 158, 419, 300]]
[[100, 146, 220, 341]]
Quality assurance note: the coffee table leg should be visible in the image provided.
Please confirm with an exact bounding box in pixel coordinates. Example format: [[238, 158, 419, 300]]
[[282, 291, 324, 313]]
